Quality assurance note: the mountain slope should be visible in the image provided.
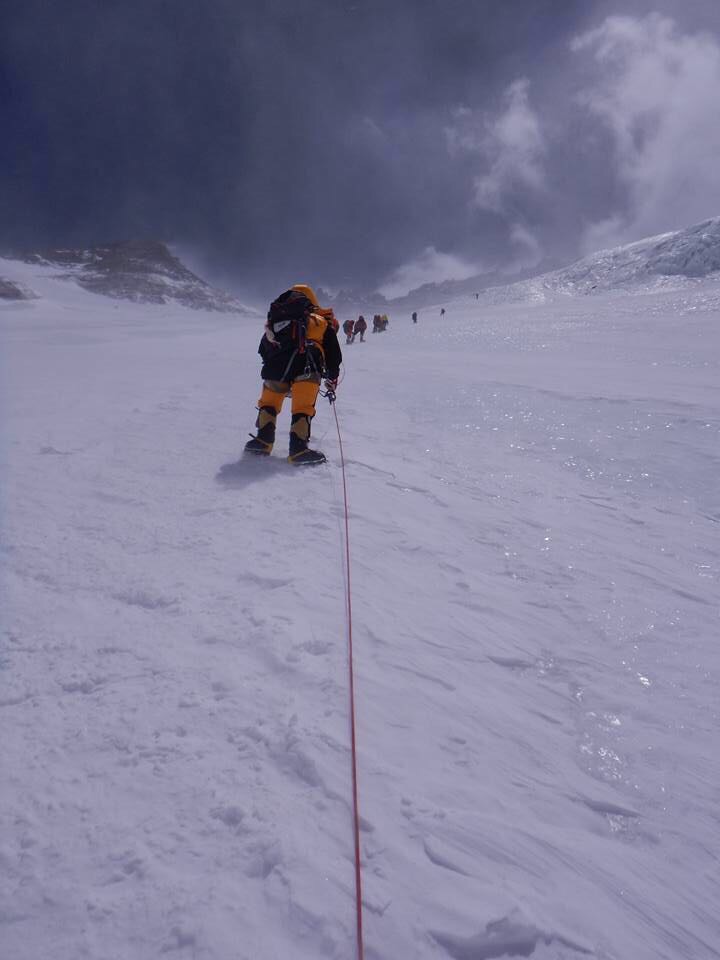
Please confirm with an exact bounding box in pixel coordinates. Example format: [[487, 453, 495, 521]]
[[2, 268, 719, 959], [354, 217, 720, 317], [2, 240, 255, 313], [318, 259, 560, 316], [473, 217, 720, 305]]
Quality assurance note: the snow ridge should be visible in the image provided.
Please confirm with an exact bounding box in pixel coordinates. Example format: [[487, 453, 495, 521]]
[[476, 216, 720, 305]]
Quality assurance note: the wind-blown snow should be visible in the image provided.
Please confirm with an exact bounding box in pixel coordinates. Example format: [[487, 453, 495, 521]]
[[1, 258, 719, 959]]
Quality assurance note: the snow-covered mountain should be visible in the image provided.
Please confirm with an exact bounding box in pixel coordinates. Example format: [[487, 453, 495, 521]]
[[334, 217, 720, 318], [472, 217, 720, 306], [1, 240, 256, 314], [386, 258, 562, 313], [318, 260, 560, 317]]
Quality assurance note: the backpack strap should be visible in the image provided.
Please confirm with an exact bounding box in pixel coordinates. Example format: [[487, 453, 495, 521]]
[[280, 349, 299, 382]]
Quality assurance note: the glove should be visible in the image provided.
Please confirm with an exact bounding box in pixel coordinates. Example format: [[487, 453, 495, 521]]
[[324, 378, 338, 403]]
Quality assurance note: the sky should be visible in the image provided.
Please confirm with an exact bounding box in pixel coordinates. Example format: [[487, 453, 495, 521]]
[[2, 0, 720, 299]]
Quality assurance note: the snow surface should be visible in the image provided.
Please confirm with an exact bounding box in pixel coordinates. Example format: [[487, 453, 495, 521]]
[[2, 259, 720, 960]]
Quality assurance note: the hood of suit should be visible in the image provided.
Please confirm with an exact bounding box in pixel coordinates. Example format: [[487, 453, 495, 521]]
[[291, 283, 319, 307]]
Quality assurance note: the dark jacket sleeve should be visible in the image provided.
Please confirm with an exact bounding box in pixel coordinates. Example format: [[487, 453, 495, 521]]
[[258, 334, 273, 361], [322, 325, 342, 380]]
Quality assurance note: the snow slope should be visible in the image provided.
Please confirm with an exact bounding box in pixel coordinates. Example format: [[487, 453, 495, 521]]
[[320, 218, 720, 317], [472, 218, 720, 306], [1, 261, 719, 960]]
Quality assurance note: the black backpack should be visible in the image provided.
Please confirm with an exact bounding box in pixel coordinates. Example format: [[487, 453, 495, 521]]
[[266, 289, 313, 353]]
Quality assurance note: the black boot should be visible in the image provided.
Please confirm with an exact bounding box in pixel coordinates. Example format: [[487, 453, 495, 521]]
[[244, 405, 276, 455], [288, 413, 326, 465]]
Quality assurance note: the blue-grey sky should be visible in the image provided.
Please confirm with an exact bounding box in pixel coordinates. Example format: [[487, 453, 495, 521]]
[[2, 0, 720, 297]]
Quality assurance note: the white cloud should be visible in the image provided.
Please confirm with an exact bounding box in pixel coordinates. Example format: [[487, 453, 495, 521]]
[[434, 14, 720, 277], [508, 222, 543, 270], [444, 79, 547, 266], [378, 246, 480, 299], [472, 78, 546, 215], [572, 14, 720, 250]]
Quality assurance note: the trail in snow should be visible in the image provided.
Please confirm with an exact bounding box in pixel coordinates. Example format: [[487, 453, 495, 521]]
[[1, 265, 719, 960]]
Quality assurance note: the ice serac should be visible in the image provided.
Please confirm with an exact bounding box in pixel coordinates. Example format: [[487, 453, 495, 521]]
[[554, 216, 720, 290], [18, 239, 251, 312], [642, 217, 720, 277], [477, 216, 720, 304]]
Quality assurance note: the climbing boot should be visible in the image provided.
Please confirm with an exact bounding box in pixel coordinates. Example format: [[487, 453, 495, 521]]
[[288, 413, 326, 465], [244, 405, 276, 456]]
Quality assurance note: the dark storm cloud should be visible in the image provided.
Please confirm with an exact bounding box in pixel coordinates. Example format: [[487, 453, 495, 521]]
[[2, 0, 719, 298]]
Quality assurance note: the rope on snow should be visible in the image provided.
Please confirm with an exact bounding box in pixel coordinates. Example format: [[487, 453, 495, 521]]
[[330, 399, 365, 960]]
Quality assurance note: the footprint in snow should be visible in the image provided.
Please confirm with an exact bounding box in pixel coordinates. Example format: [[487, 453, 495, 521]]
[[243, 838, 283, 879], [431, 911, 592, 959], [210, 805, 246, 831], [294, 639, 333, 657], [39, 445, 71, 456], [59, 677, 105, 695]]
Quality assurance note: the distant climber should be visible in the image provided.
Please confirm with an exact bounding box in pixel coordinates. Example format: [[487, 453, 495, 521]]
[[243, 284, 342, 465], [343, 318, 354, 343], [352, 315, 367, 342], [440, 307, 446, 317], [412, 311, 418, 324]]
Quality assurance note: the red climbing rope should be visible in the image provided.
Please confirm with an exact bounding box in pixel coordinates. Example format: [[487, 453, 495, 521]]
[[332, 401, 365, 960]]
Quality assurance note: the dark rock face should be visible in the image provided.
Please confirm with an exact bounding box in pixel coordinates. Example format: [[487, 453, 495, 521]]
[[23, 240, 246, 312], [0, 278, 30, 300]]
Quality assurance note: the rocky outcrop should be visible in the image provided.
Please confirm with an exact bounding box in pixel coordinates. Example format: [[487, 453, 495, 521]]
[[0, 278, 32, 300], [22, 240, 250, 312]]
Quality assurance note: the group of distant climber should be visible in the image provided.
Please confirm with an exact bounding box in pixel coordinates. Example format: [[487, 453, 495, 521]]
[[341, 314, 390, 344], [412, 307, 446, 323], [342, 316, 363, 343], [242, 284, 451, 465]]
